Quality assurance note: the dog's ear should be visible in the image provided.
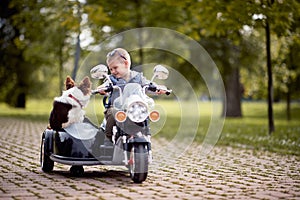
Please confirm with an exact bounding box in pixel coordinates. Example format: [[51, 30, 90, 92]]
[[65, 76, 75, 90], [78, 76, 91, 95]]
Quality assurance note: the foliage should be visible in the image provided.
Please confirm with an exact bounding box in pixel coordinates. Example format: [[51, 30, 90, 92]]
[[180, 0, 300, 124], [241, 30, 300, 100], [0, 0, 60, 105], [0, 0, 44, 106], [1, 0, 299, 109]]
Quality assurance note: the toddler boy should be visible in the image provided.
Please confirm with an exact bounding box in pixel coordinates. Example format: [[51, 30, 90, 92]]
[[98, 48, 162, 145]]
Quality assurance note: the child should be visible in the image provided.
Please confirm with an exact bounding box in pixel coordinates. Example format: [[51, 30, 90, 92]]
[[97, 48, 164, 145]]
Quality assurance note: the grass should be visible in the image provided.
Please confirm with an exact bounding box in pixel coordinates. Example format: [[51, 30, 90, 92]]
[[156, 100, 300, 156], [0, 99, 53, 121], [0, 99, 299, 155], [219, 102, 300, 155]]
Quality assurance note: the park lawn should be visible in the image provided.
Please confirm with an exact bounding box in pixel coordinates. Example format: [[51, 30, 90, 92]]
[[219, 103, 300, 156], [0, 99, 53, 121], [153, 100, 300, 156], [0, 99, 299, 155]]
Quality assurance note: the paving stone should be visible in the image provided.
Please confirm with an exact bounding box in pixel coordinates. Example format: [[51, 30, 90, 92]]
[[0, 118, 299, 199]]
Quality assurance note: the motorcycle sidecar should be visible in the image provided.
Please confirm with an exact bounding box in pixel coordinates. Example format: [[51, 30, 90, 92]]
[[40, 121, 112, 176]]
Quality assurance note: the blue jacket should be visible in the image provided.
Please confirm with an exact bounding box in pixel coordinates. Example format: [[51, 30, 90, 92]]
[[103, 71, 149, 107]]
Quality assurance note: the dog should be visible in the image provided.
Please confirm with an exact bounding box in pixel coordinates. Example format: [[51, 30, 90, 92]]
[[49, 76, 92, 130]]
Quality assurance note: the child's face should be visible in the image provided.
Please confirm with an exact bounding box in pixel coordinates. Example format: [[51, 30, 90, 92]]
[[107, 59, 130, 79]]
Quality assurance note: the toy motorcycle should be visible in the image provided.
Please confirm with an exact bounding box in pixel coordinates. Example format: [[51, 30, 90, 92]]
[[40, 64, 171, 183]]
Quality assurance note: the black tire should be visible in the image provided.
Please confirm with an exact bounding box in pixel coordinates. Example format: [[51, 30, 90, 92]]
[[70, 166, 84, 176], [129, 144, 148, 183], [40, 135, 54, 172]]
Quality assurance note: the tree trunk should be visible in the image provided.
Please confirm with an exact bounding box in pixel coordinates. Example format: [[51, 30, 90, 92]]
[[265, 20, 275, 135], [6, 74, 27, 108], [223, 67, 242, 117], [15, 92, 26, 108], [72, 33, 81, 81], [58, 41, 64, 95], [135, 0, 144, 65], [286, 86, 291, 121], [72, 1, 81, 81]]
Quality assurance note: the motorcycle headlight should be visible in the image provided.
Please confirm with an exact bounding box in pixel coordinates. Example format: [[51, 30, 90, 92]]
[[127, 102, 148, 123]]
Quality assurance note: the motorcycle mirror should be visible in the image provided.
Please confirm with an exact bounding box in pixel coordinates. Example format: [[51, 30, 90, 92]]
[[151, 65, 169, 81], [90, 64, 109, 79]]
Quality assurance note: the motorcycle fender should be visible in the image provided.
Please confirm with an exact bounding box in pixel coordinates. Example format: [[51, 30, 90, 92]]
[[43, 129, 54, 156], [128, 134, 149, 144]]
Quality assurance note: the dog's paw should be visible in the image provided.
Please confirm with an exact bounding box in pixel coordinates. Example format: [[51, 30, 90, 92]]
[[62, 122, 69, 128], [47, 124, 52, 129]]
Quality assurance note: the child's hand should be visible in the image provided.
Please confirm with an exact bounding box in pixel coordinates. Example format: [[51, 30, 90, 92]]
[[97, 86, 108, 95], [156, 85, 168, 95], [156, 90, 166, 95]]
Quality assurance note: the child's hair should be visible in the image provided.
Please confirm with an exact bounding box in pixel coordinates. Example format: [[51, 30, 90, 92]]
[[106, 48, 131, 66]]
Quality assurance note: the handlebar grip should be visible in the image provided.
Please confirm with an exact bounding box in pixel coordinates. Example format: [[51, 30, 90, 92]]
[[148, 83, 157, 92], [105, 85, 113, 93], [165, 89, 172, 96], [92, 85, 113, 95]]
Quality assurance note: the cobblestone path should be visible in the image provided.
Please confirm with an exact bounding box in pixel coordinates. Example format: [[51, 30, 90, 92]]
[[0, 118, 299, 199]]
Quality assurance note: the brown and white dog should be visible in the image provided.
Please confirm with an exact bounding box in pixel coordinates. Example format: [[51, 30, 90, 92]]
[[49, 76, 92, 130]]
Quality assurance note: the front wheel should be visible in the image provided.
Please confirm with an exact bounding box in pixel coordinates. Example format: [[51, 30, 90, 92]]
[[128, 144, 149, 183], [40, 134, 54, 172]]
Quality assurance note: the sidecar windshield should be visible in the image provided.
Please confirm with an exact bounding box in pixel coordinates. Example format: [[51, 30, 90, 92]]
[[113, 83, 154, 109]]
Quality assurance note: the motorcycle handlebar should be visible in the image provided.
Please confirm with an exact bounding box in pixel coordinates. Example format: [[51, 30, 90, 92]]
[[91, 89, 100, 95], [158, 89, 172, 95], [146, 83, 172, 95], [165, 89, 172, 95], [92, 84, 172, 96], [91, 85, 113, 95], [148, 83, 157, 92]]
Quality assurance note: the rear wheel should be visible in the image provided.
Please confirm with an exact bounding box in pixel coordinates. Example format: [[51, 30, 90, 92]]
[[128, 144, 148, 183], [40, 134, 54, 172]]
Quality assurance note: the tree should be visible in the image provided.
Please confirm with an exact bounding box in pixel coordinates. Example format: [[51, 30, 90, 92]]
[[84, 0, 198, 91], [0, 0, 106, 107], [183, 0, 257, 117], [183, 0, 299, 127], [273, 31, 300, 120], [251, 0, 299, 134], [0, 0, 51, 107]]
